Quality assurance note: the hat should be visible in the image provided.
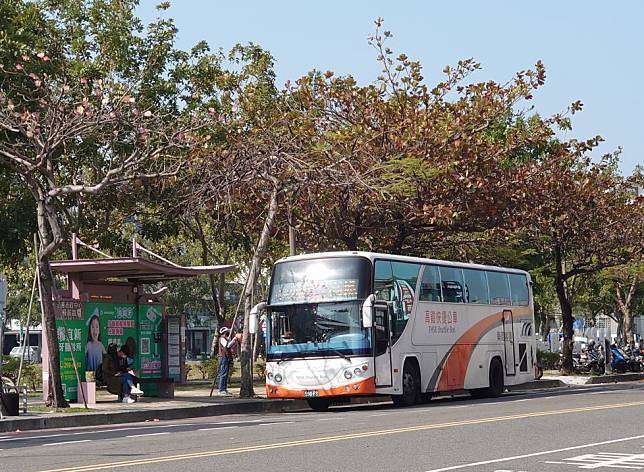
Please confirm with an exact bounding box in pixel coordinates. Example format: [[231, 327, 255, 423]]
[[86, 307, 100, 325], [219, 327, 230, 334]]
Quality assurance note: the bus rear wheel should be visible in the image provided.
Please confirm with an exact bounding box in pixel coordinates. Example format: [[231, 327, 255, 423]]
[[471, 358, 504, 399], [307, 398, 331, 412], [392, 362, 420, 407]]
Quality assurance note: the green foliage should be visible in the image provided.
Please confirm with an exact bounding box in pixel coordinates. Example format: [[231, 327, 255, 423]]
[[254, 358, 266, 379], [197, 357, 218, 380], [537, 350, 559, 370], [1, 355, 42, 390]]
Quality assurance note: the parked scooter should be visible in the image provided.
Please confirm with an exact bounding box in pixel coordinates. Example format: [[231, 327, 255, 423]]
[[576, 341, 605, 375], [610, 344, 629, 373]]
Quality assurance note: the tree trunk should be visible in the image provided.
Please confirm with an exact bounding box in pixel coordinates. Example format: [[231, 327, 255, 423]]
[[192, 216, 224, 326], [39, 256, 68, 408], [554, 246, 574, 374], [239, 184, 280, 398], [615, 277, 637, 344], [287, 195, 296, 256]]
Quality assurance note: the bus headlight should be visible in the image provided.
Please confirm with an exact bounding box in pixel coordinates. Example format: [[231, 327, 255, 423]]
[[354, 367, 362, 376], [274, 373, 283, 383], [267, 372, 273, 380], [344, 370, 353, 380]]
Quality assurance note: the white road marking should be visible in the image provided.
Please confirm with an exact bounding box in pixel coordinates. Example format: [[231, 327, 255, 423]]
[[197, 426, 239, 432], [258, 421, 294, 426], [424, 435, 644, 472], [446, 405, 470, 409], [545, 451, 644, 469], [317, 417, 345, 421], [0, 420, 270, 444], [368, 413, 390, 417], [125, 432, 171, 438], [43, 439, 91, 447], [201, 420, 264, 425]]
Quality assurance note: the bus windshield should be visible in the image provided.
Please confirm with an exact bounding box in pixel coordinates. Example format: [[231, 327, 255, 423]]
[[267, 301, 371, 359], [268, 256, 372, 305], [267, 257, 372, 359]]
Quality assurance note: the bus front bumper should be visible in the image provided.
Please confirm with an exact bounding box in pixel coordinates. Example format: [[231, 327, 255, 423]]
[[266, 376, 376, 398]]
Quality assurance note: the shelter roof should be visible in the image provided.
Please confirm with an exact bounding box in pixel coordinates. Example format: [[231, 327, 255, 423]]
[[50, 257, 235, 283]]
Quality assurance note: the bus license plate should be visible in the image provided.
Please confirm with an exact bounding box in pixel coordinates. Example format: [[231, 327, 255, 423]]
[[304, 390, 319, 398]]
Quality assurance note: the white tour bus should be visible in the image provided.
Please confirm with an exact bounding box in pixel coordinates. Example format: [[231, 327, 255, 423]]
[[257, 251, 536, 411]]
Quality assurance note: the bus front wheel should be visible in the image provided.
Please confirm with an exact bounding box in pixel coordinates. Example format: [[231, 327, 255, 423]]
[[392, 362, 420, 407], [307, 398, 331, 412]]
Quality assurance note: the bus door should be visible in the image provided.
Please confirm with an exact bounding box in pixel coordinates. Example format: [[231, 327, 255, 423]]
[[502, 309, 516, 376], [374, 301, 392, 387]]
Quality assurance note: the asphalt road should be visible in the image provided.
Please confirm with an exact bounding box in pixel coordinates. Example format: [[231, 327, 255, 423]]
[[2, 381, 644, 472]]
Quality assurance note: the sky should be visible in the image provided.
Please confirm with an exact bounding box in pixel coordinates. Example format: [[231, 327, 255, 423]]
[[137, 1, 643, 175]]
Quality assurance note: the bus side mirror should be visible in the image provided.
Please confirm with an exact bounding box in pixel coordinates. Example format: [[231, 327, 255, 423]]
[[249, 302, 266, 335], [362, 294, 375, 328]]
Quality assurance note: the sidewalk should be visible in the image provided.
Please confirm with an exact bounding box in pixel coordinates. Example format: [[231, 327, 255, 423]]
[[2, 373, 643, 433]]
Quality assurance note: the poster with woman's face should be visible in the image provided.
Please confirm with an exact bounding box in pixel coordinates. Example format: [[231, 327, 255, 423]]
[[85, 310, 104, 372], [83, 303, 138, 372]]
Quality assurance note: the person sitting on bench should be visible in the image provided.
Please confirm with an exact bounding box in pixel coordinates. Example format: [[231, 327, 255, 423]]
[[102, 343, 143, 403]]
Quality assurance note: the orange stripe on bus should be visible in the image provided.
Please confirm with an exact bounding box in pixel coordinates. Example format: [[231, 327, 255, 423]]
[[434, 308, 531, 391], [436, 312, 504, 391]]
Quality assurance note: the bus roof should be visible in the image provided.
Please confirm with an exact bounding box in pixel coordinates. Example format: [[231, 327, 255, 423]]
[[274, 251, 530, 277]]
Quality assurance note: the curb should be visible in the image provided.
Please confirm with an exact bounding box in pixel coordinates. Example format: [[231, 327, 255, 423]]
[[586, 372, 644, 384], [507, 379, 566, 390], [0, 398, 309, 433]]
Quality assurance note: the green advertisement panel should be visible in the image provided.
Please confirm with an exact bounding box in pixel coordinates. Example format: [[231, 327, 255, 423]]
[[138, 304, 163, 378], [56, 301, 163, 401], [54, 300, 85, 401], [84, 302, 138, 376]]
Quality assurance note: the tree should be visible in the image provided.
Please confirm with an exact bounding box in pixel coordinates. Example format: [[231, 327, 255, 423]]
[[519, 150, 643, 373], [0, 0, 212, 406], [603, 263, 644, 343], [285, 19, 559, 256]]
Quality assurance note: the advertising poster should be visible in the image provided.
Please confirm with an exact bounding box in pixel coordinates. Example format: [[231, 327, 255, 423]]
[[167, 317, 181, 381], [54, 300, 85, 401], [138, 304, 163, 378], [83, 302, 137, 382]]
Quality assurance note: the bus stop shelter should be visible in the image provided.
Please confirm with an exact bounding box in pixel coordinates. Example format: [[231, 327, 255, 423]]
[[44, 253, 235, 402]]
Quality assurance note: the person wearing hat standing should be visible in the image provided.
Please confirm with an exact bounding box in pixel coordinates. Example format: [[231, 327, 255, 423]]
[[217, 327, 241, 396]]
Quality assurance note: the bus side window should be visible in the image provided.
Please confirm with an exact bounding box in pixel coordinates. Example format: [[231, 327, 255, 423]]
[[463, 269, 490, 304], [391, 262, 420, 344], [509, 273, 529, 306], [419, 265, 442, 302], [439, 267, 465, 303], [487, 271, 511, 305], [374, 261, 394, 302]]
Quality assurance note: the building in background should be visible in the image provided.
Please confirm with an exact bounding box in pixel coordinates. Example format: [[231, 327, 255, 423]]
[[2, 319, 42, 357]]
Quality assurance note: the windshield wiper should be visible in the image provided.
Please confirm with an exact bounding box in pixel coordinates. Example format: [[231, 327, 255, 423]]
[[330, 349, 351, 362]]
